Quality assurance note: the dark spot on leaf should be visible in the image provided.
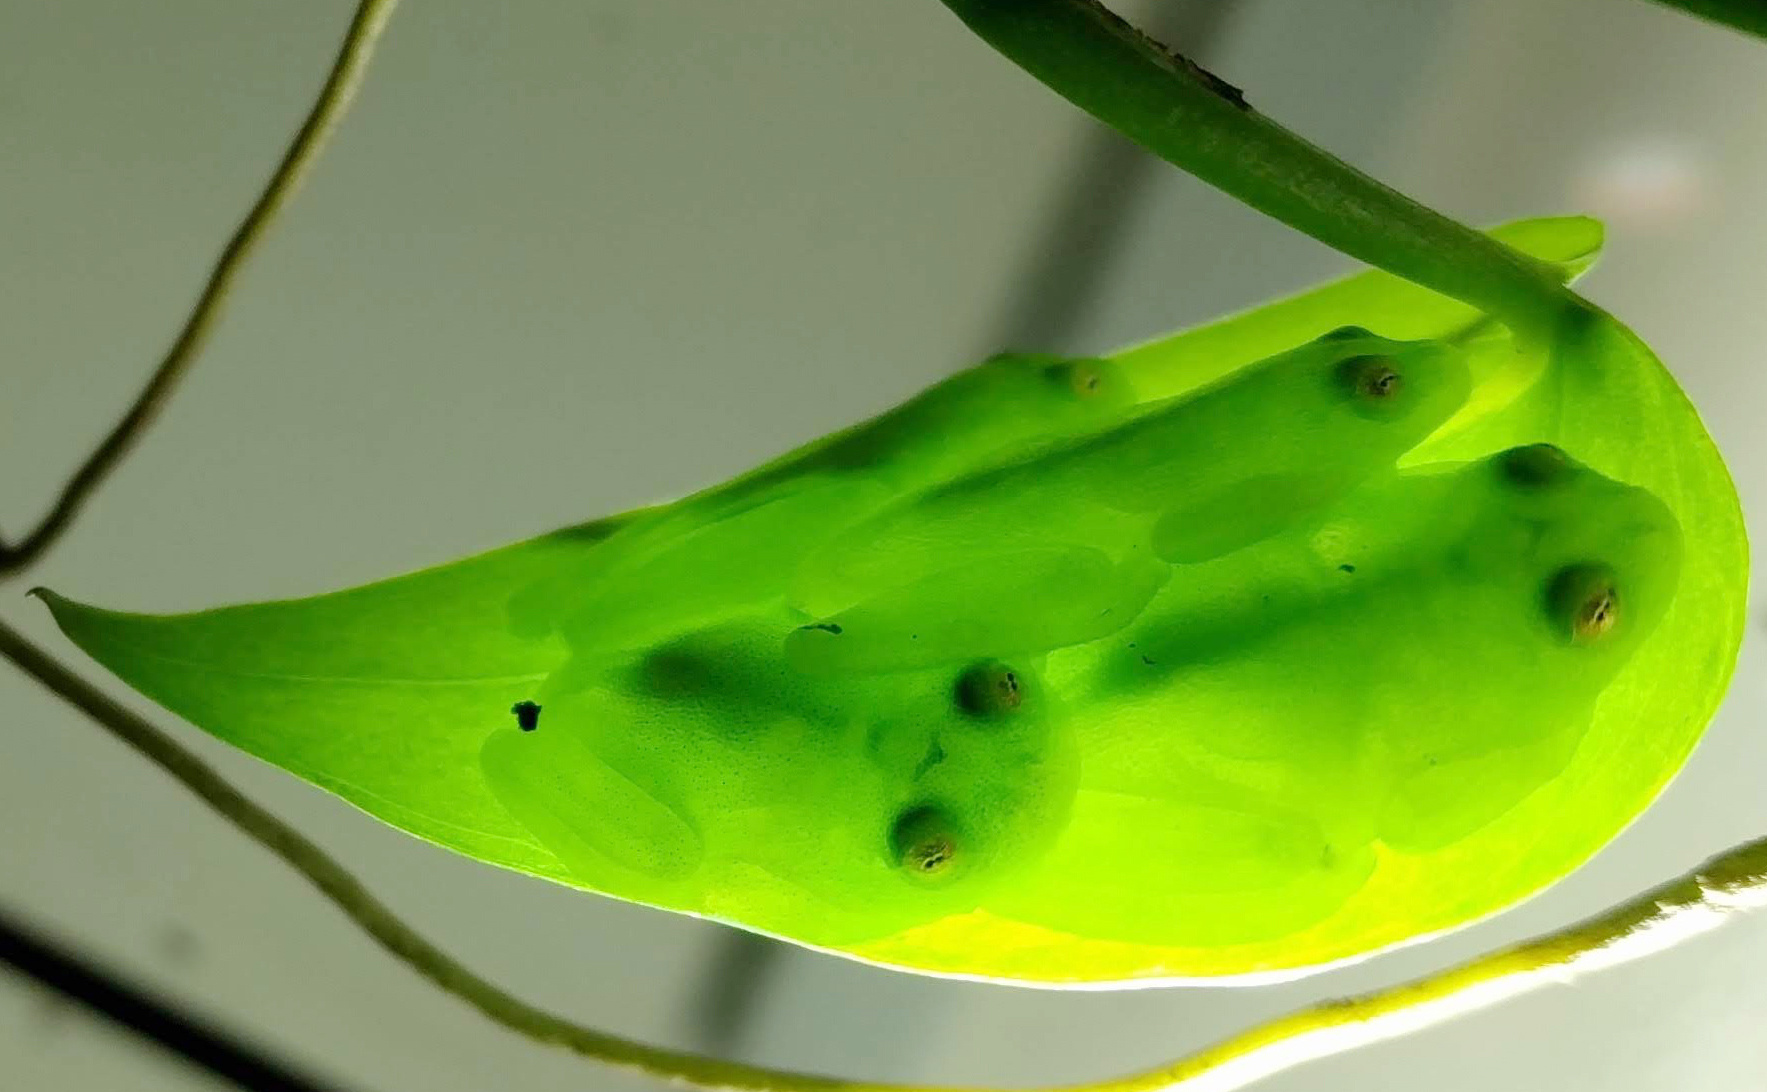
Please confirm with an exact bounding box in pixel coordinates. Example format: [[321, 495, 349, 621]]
[[511, 701, 541, 731], [802, 622, 842, 635], [1338, 563, 1356, 573]]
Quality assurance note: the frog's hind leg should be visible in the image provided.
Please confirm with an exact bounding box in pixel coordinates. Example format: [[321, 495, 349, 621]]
[[479, 690, 706, 910], [784, 546, 1169, 676]]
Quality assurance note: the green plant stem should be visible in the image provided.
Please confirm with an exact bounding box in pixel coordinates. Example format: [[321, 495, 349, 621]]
[[0, 0, 399, 579], [7, 614, 1765, 1092], [1648, 0, 1767, 38], [934, 0, 1584, 348]]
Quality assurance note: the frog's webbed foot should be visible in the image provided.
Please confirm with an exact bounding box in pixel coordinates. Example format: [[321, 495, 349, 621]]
[[480, 694, 705, 905], [1375, 720, 1589, 853], [984, 787, 1378, 948], [784, 546, 1169, 676]]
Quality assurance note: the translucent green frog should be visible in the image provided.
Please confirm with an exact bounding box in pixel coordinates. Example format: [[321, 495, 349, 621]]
[[39, 217, 1744, 985]]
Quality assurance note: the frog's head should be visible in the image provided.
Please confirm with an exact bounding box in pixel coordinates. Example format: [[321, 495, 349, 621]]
[[1369, 443, 1683, 852], [861, 658, 1080, 911], [1464, 443, 1683, 670], [1304, 328, 1474, 445]]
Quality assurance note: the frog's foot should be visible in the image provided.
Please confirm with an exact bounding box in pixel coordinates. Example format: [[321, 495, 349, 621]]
[[479, 696, 705, 903]]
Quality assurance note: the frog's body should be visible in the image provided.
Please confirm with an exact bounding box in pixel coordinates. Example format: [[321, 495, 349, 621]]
[[40, 226, 1727, 984], [475, 418, 1677, 950]]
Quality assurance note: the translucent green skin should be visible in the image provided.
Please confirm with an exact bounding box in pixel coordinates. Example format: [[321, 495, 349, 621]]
[[476, 340, 1679, 951], [40, 320, 1688, 979]]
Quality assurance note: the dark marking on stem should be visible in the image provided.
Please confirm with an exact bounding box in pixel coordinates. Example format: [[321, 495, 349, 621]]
[[1088, 0, 1249, 110]]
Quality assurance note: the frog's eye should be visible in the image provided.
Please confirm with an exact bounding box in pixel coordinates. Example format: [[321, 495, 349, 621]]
[[890, 804, 964, 883], [955, 660, 1023, 717], [1546, 563, 1621, 644], [1496, 443, 1572, 488], [1336, 354, 1403, 405], [1043, 358, 1111, 399]]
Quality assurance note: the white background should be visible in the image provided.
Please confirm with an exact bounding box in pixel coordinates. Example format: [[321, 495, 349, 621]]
[[1, 2, 1762, 1090]]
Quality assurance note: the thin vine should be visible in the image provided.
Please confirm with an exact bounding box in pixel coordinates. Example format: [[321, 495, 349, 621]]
[[0, 0, 398, 576]]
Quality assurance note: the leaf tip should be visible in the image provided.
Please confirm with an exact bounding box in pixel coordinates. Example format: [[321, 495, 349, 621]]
[[26, 586, 88, 631]]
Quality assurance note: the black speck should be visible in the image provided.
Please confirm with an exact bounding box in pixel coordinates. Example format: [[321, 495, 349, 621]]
[[511, 701, 541, 731], [1196, 66, 1249, 110], [803, 622, 843, 635], [1338, 563, 1356, 574], [1140, 654, 1156, 666], [1093, 3, 1250, 110]]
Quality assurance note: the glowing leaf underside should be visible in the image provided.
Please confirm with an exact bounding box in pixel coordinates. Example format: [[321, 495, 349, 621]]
[[41, 218, 1747, 984]]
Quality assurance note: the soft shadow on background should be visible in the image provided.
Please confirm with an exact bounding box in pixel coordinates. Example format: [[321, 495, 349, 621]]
[[2, 2, 1762, 1090]]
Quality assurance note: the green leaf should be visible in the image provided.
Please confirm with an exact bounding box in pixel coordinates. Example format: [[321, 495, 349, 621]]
[[36, 515, 643, 886], [37, 216, 1746, 985]]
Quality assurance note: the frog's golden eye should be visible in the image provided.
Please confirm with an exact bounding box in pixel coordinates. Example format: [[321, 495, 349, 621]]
[[1337, 354, 1403, 402], [1044, 359, 1107, 399], [1497, 443, 1571, 489], [955, 660, 1022, 717], [890, 805, 962, 882], [1547, 563, 1620, 644]]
